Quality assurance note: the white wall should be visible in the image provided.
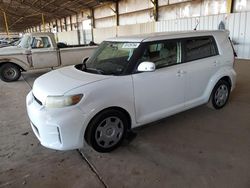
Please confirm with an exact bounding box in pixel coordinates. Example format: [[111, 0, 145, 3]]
[[156, 12, 250, 59], [57, 30, 79, 45]]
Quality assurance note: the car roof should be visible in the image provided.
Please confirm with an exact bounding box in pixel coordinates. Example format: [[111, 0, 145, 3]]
[[106, 30, 227, 43]]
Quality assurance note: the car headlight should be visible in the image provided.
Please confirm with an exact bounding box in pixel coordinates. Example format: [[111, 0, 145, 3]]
[[45, 94, 83, 108]]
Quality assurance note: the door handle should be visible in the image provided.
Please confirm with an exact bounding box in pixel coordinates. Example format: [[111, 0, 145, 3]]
[[213, 60, 218, 66], [176, 70, 187, 77]]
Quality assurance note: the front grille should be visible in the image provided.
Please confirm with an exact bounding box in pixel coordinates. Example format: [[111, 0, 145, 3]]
[[33, 94, 42, 106]]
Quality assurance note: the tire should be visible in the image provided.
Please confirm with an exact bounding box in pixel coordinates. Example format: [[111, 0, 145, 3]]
[[0, 63, 21, 82], [85, 109, 129, 153], [208, 80, 231, 109]]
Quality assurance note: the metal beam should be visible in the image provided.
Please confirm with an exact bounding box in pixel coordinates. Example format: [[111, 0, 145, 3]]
[[60, 19, 62, 32], [91, 8, 95, 42], [0, 0, 103, 32], [115, 1, 119, 26], [64, 17, 67, 31], [70, 15, 73, 31], [9, 17, 23, 29], [3, 11, 9, 37], [76, 13, 80, 45], [227, 0, 234, 14], [55, 20, 58, 32], [42, 13, 45, 32], [151, 0, 158, 21], [91, 8, 95, 29]]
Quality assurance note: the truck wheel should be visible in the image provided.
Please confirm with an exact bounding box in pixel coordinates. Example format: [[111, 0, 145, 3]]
[[208, 80, 231, 109], [0, 63, 21, 82], [85, 109, 129, 153]]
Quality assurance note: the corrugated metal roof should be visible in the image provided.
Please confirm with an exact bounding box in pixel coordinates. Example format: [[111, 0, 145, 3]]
[[0, 0, 117, 32]]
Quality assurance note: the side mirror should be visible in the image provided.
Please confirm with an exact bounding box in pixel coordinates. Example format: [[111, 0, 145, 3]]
[[81, 57, 89, 70], [82, 57, 89, 64], [137, 62, 155, 72]]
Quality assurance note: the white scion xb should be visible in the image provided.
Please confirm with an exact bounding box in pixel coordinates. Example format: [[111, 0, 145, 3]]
[[26, 30, 236, 152]]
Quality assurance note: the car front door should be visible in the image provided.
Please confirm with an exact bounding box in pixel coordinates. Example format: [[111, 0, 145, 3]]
[[31, 36, 59, 69], [132, 39, 187, 124]]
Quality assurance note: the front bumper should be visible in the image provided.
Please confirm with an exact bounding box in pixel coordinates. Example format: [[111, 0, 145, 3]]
[[26, 91, 88, 150]]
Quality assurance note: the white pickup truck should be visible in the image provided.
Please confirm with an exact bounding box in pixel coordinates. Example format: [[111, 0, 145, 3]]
[[0, 32, 97, 82]]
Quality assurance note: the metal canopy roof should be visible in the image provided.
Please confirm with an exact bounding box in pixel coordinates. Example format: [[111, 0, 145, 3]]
[[0, 0, 116, 32]]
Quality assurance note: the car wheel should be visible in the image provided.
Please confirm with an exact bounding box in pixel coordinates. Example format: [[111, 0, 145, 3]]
[[0, 63, 21, 82], [208, 80, 231, 109], [86, 109, 129, 153]]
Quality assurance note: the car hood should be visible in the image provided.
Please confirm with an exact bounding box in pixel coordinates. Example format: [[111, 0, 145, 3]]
[[0, 46, 25, 55], [32, 66, 111, 104]]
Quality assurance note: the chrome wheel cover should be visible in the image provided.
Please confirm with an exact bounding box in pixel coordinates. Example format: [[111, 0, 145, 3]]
[[3, 67, 17, 80], [214, 84, 229, 107], [95, 116, 124, 148]]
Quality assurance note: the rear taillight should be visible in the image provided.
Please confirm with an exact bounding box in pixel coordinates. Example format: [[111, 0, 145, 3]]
[[229, 37, 237, 67]]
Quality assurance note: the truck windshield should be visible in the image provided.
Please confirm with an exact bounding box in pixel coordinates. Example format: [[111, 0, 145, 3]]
[[85, 41, 140, 75], [18, 35, 31, 48]]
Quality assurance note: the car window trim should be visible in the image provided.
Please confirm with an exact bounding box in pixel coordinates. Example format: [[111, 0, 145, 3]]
[[131, 35, 220, 74], [182, 35, 219, 63], [132, 38, 183, 73]]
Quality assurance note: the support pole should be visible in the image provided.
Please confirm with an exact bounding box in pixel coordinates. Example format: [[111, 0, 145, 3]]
[[64, 17, 67, 31], [42, 13, 45, 32], [76, 14, 80, 45], [3, 12, 9, 38], [91, 8, 95, 29], [60, 19, 62, 32], [227, 0, 234, 14], [55, 20, 58, 32], [115, 2, 119, 26], [151, 0, 158, 22], [91, 8, 95, 42], [70, 15, 73, 31]]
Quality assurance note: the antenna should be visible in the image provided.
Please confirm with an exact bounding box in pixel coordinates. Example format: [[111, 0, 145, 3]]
[[194, 19, 200, 31]]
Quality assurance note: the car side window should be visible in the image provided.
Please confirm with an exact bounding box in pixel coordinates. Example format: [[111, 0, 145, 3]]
[[184, 36, 218, 62], [138, 40, 181, 69], [31, 37, 51, 49]]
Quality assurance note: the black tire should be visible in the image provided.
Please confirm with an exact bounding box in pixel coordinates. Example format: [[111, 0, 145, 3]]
[[85, 109, 129, 153], [208, 80, 231, 109], [0, 63, 21, 82]]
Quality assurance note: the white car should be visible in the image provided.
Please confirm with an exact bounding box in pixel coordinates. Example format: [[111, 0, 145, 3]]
[[26, 30, 236, 152]]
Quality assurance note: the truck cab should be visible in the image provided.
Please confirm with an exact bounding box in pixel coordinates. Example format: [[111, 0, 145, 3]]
[[0, 32, 97, 82]]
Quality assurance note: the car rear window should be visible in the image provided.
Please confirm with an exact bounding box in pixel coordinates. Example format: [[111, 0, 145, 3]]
[[184, 36, 218, 62]]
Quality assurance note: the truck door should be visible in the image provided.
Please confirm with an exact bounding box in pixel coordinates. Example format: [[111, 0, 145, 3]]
[[31, 36, 59, 69]]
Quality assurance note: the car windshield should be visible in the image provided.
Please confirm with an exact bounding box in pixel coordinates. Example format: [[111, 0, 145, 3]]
[[18, 35, 31, 48], [85, 41, 140, 75]]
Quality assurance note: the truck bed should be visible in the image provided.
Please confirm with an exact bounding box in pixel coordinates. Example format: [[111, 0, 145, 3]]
[[59, 46, 97, 66]]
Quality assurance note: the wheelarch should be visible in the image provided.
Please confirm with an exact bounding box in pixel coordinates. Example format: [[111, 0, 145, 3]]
[[83, 106, 132, 142], [0, 62, 25, 72], [208, 75, 232, 103], [220, 76, 232, 89]]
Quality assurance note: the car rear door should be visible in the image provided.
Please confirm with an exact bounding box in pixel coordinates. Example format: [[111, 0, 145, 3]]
[[132, 39, 187, 124], [182, 36, 220, 107]]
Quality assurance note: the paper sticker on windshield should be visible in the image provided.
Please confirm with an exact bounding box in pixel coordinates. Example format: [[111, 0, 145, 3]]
[[122, 43, 140, 49]]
